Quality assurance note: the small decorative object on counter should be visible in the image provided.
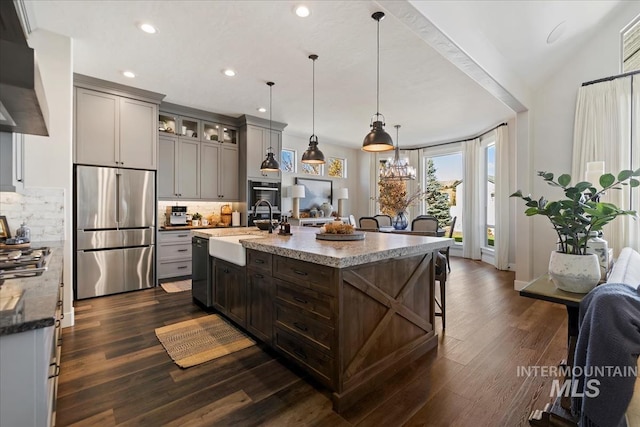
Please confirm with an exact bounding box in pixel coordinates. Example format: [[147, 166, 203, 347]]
[[278, 216, 292, 236], [310, 208, 318, 218], [221, 205, 232, 226], [15, 222, 31, 243], [232, 211, 241, 227], [191, 212, 202, 227], [586, 231, 609, 281], [320, 201, 333, 218]]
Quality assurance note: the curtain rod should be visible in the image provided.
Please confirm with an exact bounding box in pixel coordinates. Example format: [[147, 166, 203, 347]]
[[582, 69, 640, 86], [404, 122, 508, 151]]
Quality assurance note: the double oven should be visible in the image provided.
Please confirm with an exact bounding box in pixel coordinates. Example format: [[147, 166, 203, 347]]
[[247, 180, 281, 225]]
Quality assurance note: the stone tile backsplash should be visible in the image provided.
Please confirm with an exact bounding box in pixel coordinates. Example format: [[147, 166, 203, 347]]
[[0, 188, 65, 241], [158, 201, 241, 226]]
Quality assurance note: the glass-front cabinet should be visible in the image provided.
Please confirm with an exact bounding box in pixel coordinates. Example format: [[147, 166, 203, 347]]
[[158, 112, 200, 140], [203, 121, 237, 145]]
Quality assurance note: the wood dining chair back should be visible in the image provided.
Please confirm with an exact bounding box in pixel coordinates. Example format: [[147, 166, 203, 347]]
[[358, 216, 379, 231], [434, 251, 448, 329], [411, 216, 439, 233], [373, 214, 392, 227], [440, 216, 457, 272]]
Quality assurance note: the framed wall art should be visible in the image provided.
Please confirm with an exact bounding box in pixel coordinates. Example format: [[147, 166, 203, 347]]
[[327, 157, 346, 178], [301, 163, 323, 176], [280, 148, 297, 173]]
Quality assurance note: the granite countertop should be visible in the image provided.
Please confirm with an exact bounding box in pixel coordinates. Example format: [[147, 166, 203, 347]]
[[193, 226, 452, 268], [0, 241, 64, 336], [160, 225, 241, 231]]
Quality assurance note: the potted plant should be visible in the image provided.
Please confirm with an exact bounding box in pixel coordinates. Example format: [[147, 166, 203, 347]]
[[511, 169, 639, 293], [191, 212, 202, 226]]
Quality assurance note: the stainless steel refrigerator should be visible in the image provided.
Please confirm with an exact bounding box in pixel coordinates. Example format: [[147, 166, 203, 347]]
[[75, 165, 155, 299]]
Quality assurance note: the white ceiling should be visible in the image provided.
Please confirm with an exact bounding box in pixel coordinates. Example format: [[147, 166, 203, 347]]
[[24, 0, 625, 149]]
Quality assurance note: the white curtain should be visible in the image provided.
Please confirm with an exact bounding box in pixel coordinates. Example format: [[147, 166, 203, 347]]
[[630, 76, 640, 250], [463, 138, 482, 259], [570, 76, 636, 255], [495, 125, 510, 270]]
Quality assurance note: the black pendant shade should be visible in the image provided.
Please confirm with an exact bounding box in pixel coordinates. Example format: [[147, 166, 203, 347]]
[[362, 11, 394, 152], [302, 135, 325, 164], [302, 54, 325, 164], [260, 150, 280, 171], [363, 120, 394, 152], [260, 81, 280, 172]]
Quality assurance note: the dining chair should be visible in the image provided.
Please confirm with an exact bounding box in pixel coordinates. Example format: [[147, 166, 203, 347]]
[[358, 216, 379, 231], [434, 251, 448, 329], [411, 216, 439, 233], [373, 214, 392, 227], [440, 216, 457, 272]]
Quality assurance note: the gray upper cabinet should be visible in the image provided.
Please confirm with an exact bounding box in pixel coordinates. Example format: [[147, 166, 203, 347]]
[[201, 142, 239, 200], [74, 86, 158, 170], [158, 135, 200, 200], [246, 125, 281, 180]]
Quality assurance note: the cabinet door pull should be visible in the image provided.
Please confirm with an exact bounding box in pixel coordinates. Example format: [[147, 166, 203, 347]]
[[293, 322, 308, 332], [223, 268, 230, 274], [293, 348, 307, 360], [177, 266, 188, 270], [293, 269, 308, 276], [177, 249, 188, 252], [254, 259, 265, 264], [254, 273, 264, 279], [293, 296, 308, 304]]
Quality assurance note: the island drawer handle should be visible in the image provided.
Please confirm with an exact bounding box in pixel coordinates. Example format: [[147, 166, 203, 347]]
[[254, 273, 264, 279], [293, 322, 308, 332], [293, 348, 307, 360], [177, 266, 188, 270], [223, 268, 230, 274], [177, 249, 188, 252], [48, 364, 60, 379], [293, 269, 308, 276], [293, 296, 308, 304], [254, 259, 265, 264]]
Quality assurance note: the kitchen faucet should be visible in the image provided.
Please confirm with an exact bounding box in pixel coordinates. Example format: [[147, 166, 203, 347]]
[[253, 199, 275, 233]]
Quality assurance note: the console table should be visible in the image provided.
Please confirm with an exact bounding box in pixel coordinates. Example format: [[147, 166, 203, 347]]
[[520, 275, 583, 426]]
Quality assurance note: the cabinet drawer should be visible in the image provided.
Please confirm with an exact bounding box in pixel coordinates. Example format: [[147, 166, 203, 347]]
[[275, 304, 333, 353], [158, 243, 191, 259], [275, 327, 334, 387], [275, 278, 333, 322], [246, 249, 272, 273], [158, 259, 192, 278], [158, 231, 191, 244], [274, 256, 336, 296]]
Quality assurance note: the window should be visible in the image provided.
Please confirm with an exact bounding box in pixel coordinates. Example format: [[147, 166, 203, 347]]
[[422, 150, 463, 244], [622, 16, 640, 72], [484, 143, 496, 247]]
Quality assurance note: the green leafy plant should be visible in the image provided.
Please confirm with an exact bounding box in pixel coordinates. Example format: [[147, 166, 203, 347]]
[[511, 169, 639, 255], [191, 212, 202, 221]]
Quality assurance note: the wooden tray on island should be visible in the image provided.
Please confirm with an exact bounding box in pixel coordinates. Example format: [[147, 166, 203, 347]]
[[315, 232, 365, 241]]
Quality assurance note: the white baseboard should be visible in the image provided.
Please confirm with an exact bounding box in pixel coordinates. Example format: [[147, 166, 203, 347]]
[[514, 280, 528, 291], [62, 307, 74, 328]]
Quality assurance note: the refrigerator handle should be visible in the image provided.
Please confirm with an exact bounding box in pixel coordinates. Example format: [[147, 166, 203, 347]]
[[115, 172, 121, 226]]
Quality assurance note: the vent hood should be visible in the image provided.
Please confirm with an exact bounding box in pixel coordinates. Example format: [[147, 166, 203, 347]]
[[0, 1, 49, 136]]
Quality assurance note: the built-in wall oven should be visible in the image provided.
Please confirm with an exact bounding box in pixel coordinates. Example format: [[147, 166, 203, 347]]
[[247, 180, 281, 225]]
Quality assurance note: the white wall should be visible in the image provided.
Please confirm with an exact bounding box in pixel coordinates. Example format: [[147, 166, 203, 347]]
[[23, 29, 74, 326], [280, 132, 361, 218], [529, 2, 640, 278]]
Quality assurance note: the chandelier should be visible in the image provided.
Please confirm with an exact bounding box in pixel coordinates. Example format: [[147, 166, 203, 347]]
[[379, 125, 416, 181]]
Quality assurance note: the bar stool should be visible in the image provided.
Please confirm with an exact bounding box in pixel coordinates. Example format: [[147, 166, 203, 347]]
[[435, 251, 447, 329]]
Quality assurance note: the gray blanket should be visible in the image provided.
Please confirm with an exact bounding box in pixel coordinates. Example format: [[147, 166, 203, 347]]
[[572, 283, 640, 427]]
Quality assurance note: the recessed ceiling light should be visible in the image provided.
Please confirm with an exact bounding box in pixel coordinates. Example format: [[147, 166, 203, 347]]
[[122, 70, 136, 78], [257, 107, 267, 113], [295, 5, 310, 18], [139, 23, 157, 34], [223, 69, 236, 77], [547, 21, 567, 44]]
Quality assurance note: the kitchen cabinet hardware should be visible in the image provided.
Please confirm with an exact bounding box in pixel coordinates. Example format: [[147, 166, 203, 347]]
[[293, 269, 308, 276], [177, 266, 188, 270], [48, 364, 61, 379], [177, 249, 188, 252], [177, 234, 188, 238], [293, 322, 308, 332], [254, 273, 264, 279], [254, 259, 265, 264], [293, 348, 308, 360], [293, 296, 308, 304]]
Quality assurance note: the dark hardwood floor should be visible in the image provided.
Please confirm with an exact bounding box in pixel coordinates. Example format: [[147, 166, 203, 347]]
[[57, 258, 568, 426]]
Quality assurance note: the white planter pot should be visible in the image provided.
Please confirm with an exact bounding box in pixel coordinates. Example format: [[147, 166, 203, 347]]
[[548, 251, 600, 294]]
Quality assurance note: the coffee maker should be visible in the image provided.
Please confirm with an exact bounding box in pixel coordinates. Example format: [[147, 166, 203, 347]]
[[165, 206, 187, 226]]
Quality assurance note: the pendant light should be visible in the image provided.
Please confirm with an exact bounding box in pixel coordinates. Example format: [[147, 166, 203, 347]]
[[379, 125, 416, 181], [260, 81, 280, 172], [362, 11, 394, 152], [302, 54, 325, 164]]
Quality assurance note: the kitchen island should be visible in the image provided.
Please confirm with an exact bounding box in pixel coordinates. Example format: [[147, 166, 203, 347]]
[[192, 226, 452, 412]]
